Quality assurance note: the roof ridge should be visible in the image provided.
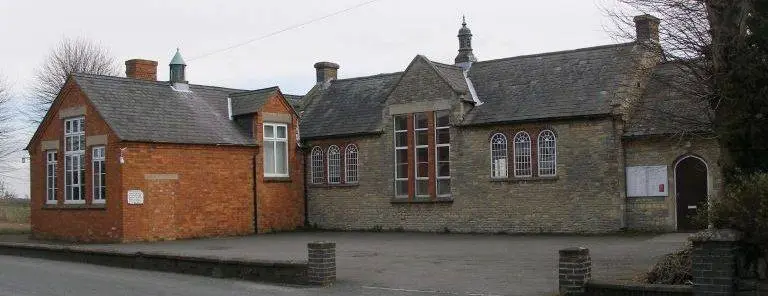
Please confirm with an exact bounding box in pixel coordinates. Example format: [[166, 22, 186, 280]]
[[229, 86, 280, 97], [473, 42, 636, 65], [72, 72, 248, 92], [332, 71, 402, 83]]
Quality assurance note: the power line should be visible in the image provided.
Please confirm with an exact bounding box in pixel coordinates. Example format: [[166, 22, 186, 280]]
[[188, 0, 383, 61]]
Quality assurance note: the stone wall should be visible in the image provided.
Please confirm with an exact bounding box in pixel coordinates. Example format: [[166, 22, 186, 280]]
[[306, 117, 626, 233], [623, 136, 721, 231]]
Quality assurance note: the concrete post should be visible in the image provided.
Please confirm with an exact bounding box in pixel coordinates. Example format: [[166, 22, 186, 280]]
[[559, 247, 592, 296], [690, 229, 746, 296], [307, 241, 336, 286]]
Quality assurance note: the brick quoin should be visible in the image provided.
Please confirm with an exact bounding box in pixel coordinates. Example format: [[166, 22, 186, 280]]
[[28, 80, 304, 242]]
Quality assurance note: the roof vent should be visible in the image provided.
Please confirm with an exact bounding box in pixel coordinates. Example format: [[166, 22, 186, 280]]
[[170, 48, 187, 84]]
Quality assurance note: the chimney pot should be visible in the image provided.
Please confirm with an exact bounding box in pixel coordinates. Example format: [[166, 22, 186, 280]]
[[314, 62, 339, 84], [634, 14, 660, 43], [125, 59, 158, 81]]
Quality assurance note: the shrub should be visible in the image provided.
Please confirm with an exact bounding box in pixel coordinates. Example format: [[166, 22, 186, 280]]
[[642, 246, 693, 285]]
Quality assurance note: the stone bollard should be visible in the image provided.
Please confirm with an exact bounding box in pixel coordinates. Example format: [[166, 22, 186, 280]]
[[559, 247, 592, 296], [307, 241, 336, 286], [690, 229, 748, 296]]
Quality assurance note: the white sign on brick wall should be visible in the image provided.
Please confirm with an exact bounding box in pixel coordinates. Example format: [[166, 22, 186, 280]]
[[127, 190, 144, 205], [627, 166, 668, 197]]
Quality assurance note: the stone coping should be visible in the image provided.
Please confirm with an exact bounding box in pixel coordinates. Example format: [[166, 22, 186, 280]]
[[0, 241, 310, 284], [688, 228, 742, 242]]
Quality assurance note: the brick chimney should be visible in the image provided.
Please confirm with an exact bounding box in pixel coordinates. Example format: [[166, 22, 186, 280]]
[[634, 14, 660, 43], [125, 59, 158, 81], [314, 62, 339, 84]]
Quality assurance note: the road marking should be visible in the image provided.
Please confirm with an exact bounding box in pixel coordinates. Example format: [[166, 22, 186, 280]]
[[361, 286, 502, 296]]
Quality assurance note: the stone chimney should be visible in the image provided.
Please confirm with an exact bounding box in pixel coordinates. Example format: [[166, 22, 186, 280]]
[[634, 14, 660, 43], [125, 59, 158, 81], [314, 62, 339, 84]]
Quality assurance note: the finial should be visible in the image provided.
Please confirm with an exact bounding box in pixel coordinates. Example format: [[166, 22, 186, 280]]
[[462, 15, 466, 26]]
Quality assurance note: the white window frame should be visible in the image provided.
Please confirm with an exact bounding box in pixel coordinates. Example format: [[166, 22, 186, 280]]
[[413, 113, 429, 198], [513, 131, 532, 177], [263, 123, 289, 177], [537, 130, 557, 177], [345, 144, 359, 183], [327, 145, 341, 184], [92, 146, 106, 204], [490, 133, 508, 178], [46, 150, 57, 204], [64, 117, 86, 204], [434, 111, 450, 198], [393, 115, 408, 198], [310, 146, 324, 184]]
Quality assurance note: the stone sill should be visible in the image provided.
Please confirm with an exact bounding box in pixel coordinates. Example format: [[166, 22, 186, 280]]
[[308, 183, 359, 188], [42, 203, 106, 210], [390, 198, 453, 204], [263, 177, 292, 183], [490, 176, 559, 183]]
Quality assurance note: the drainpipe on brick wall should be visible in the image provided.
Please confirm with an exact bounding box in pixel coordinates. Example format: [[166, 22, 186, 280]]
[[303, 148, 309, 227], [252, 154, 258, 233]]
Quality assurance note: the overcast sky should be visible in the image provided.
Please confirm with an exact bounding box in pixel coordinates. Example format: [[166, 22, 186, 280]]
[[0, 0, 636, 197]]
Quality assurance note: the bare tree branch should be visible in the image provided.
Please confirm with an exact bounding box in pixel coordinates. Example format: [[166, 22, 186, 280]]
[[27, 37, 120, 123]]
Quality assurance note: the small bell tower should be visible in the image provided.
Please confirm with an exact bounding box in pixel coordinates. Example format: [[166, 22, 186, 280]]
[[454, 16, 477, 69], [169, 48, 187, 83]]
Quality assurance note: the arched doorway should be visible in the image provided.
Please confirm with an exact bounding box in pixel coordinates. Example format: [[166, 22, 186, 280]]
[[674, 156, 708, 231]]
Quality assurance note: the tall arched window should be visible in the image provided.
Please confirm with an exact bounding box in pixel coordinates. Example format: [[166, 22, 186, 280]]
[[538, 130, 557, 176], [327, 145, 341, 184], [490, 133, 508, 178], [311, 146, 324, 184], [513, 131, 532, 177], [345, 144, 359, 183]]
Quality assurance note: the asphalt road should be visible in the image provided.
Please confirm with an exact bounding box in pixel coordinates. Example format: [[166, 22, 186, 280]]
[[0, 255, 473, 296], [0, 255, 323, 296]]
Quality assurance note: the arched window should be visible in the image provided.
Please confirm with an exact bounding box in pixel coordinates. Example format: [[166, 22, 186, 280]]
[[538, 130, 557, 176], [310, 146, 324, 184], [490, 133, 508, 178], [345, 144, 359, 183], [513, 131, 532, 177], [327, 145, 341, 184]]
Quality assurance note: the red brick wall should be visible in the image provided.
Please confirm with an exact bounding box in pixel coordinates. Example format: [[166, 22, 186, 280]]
[[29, 79, 123, 242], [253, 95, 304, 233], [121, 143, 256, 242]]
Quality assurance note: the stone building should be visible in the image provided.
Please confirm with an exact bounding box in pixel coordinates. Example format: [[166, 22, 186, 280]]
[[26, 50, 305, 242], [300, 15, 719, 233]]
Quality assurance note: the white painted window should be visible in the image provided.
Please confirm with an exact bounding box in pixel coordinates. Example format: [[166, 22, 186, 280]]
[[263, 123, 289, 177], [327, 145, 341, 184], [434, 111, 450, 197], [310, 146, 324, 184], [46, 150, 57, 204], [393, 115, 408, 198], [627, 166, 668, 197], [490, 133, 508, 178], [92, 146, 106, 203], [345, 144, 359, 183], [414, 112, 429, 198], [64, 117, 85, 204], [538, 130, 557, 177], [513, 131, 532, 177]]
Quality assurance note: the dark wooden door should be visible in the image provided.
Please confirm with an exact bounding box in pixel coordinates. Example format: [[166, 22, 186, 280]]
[[675, 157, 708, 231]]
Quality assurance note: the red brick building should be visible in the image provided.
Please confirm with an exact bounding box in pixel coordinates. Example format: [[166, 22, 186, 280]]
[[26, 50, 304, 242]]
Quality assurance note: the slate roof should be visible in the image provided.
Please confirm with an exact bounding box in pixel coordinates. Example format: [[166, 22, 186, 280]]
[[300, 43, 642, 138], [70, 73, 255, 145], [300, 72, 402, 139], [230, 87, 279, 116], [624, 62, 713, 137], [429, 60, 469, 94], [284, 94, 304, 112], [463, 43, 638, 125]]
